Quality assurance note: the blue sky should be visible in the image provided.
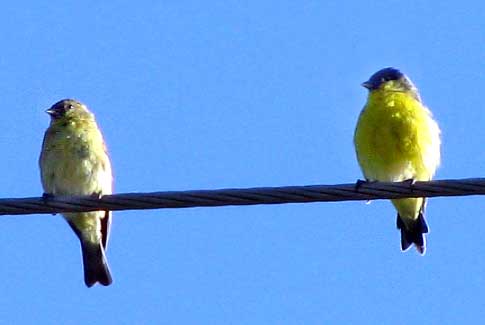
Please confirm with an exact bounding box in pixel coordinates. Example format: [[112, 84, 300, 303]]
[[0, 1, 484, 324]]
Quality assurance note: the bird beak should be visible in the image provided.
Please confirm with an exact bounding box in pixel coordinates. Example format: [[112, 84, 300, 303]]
[[45, 108, 55, 116], [361, 81, 372, 89]]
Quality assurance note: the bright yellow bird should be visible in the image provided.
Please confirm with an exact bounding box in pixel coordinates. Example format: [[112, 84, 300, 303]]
[[354, 68, 441, 254], [39, 99, 113, 286]]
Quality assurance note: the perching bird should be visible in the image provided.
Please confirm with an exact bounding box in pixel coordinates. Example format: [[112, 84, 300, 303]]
[[354, 67, 441, 254], [39, 99, 113, 286]]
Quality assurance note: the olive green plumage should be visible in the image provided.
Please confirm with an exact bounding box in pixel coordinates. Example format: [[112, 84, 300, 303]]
[[40, 99, 113, 286]]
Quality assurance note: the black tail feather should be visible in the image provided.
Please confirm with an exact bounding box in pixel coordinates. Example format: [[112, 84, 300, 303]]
[[80, 240, 113, 287], [66, 219, 113, 287], [396, 212, 429, 255]]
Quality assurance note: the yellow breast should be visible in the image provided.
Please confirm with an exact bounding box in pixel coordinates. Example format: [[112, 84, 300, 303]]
[[354, 90, 440, 182], [40, 119, 112, 196]]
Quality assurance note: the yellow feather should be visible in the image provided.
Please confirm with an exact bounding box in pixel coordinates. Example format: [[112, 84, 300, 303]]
[[39, 100, 113, 286], [354, 89, 440, 222]]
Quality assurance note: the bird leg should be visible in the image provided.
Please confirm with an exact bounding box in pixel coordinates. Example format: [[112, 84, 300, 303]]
[[354, 179, 377, 190], [402, 178, 416, 193], [42, 192, 57, 216], [355, 179, 377, 204]]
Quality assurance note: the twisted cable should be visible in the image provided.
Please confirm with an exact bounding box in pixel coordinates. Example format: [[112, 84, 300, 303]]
[[0, 178, 483, 216]]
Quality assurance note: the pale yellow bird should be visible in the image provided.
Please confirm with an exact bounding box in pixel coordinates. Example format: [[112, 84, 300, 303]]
[[354, 68, 441, 254], [40, 99, 113, 286]]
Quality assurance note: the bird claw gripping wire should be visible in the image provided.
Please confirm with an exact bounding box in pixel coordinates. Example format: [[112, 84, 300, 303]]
[[42, 192, 57, 216], [355, 179, 377, 204], [402, 179, 416, 192]]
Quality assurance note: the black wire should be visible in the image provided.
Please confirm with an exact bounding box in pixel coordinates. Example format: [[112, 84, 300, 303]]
[[1, 178, 483, 216]]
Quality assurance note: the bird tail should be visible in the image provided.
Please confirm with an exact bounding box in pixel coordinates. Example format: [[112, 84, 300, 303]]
[[80, 240, 113, 287], [396, 212, 429, 255]]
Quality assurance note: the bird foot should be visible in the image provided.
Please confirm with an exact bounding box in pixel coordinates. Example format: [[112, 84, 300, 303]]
[[90, 192, 103, 199], [355, 179, 376, 204], [402, 178, 416, 192], [403, 178, 416, 185], [42, 192, 57, 216], [355, 179, 377, 190]]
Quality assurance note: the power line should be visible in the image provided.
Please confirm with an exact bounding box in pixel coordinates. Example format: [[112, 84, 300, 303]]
[[1, 178, 484, 216]]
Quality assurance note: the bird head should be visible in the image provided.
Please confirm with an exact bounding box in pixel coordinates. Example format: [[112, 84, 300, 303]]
[[46, 99, 91, 120], [362, 67, 421, 101]]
